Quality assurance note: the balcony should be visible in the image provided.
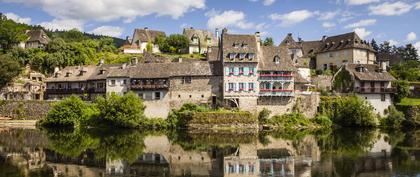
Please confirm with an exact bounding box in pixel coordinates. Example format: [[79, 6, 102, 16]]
[[355, 87, 396, 93], [87, 88, 106, 93], [259, 89, 294, 97], [259, 73, 293, 77], [131, 84, 169, 90], [46, 88, 86, 94]]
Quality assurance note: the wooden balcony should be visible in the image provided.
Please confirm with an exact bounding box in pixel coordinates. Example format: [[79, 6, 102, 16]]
[[259, 89, 294, 97], [259, 73, 293, 77], [46, 88, 86, 94], [355, 87, 396, 93], [131, 84, 169, 90]]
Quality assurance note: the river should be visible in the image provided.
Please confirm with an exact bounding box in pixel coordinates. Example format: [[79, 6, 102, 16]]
[[0, 127, 419, 177]]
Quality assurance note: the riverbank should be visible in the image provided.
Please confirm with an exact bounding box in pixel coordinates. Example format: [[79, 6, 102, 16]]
[[0, 119, 37, 128]]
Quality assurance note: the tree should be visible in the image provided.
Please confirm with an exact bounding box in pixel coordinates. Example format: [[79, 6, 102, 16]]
[[0, 55, 22, 88], [0, 14, 30, 51], [146, 41, 153, 53], [403, 44, 419, 61], [263, 37, 274, 46], [93, 92, 146, 128], [380, 105, 405, 128], [156, 34, 189, 54], [392, 80, 410, 102], [371, 39, 379, 52], [379, 41, 392, 54]]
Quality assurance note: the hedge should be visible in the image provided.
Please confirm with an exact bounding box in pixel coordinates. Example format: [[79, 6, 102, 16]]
[[190, 111, 257, 125]]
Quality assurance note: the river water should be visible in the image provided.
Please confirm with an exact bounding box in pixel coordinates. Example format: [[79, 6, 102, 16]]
[[0, 127, 419, 177]]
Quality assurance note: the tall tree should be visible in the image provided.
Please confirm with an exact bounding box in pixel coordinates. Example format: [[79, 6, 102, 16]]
[[404, 44, 419, 61], [0, 55, 22, 88], [263, 37, 274, 46], [0, 13, 30, 52], [378, 41, 392, 54], [370, 39, 379, 52]]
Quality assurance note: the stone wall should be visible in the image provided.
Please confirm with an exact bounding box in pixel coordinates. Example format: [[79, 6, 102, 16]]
[[256, 93, 320, 118], [397, 105, 420, 125], [312, 75, 333, 90], [0, 101, 52, 120]]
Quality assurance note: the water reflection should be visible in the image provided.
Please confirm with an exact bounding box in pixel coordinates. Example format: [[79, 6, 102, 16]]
[[0, 127, 419, 177]]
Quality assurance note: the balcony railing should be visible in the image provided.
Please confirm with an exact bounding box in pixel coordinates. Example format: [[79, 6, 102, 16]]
[[46, 88, 86, 94], [355, 87, 396, 93], [259, 89, 295, 97], [87, 88, 106, 93], [259, 74, 293, 77], [131, 84, 169, 90]]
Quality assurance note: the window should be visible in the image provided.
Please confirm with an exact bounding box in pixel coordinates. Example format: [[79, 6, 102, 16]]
[[228, 83, 235, 91], [154, 92, 161, 100], [248, 53, 255, 60], [274, 55, 280, 64], [183, 77, 192, 84], [229, 53, 236, 60], [248, 83, 254, 91], [249, 67, 255, 75], [239, 53, 246, 60], [111, 80, 116, 86], [189, 95, 192, 98], [178, 95, 181, 98], [138, 93, 145, 99], [192, 37, 198, 44], [239, 83, 245, 91], [381, 94, 386, 102], [229, 67, 234, 75], [122, 79, 127, 85], [329, 53, 334, 58], [239, 67, 244, 75], [323, 64, 328, 71]]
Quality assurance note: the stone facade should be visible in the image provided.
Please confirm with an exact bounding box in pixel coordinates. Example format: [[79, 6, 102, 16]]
[[1, 69, 46, 101]]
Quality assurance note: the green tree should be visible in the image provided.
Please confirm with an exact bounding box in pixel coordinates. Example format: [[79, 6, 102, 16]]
[[0, 55, 22, 88], [0, 14, 30, 51], [164, 34, 189, 54], [392, 80, 410, 102], [93, 92, 146, 128], [380, 105, 405, 128], [371, 39, 379, 52], [40, 96, 97, 127], [262, 37, 274, 46], [146, 41, 153, 52], [379, 41, 392, 54]]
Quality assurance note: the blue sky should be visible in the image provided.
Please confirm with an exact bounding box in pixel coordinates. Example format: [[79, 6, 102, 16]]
[[1, 0, 419, 49]]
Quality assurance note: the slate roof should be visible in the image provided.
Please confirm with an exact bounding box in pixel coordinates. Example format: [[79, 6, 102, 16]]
[[206, 46, 220, 61], [46, 65, 97, 82], [300, 40, 322, 57], [26, 30, 50, 45], [222, 33, 258, 63], [131, 28, 166, 44], [318, 32, 374, 53], [346, 64, 395, 81], [279, 33, 301, 49], [88, 64, 122, 80], [183, 28, 215, 47], [259, 46, 295, 71], [294, 72, 310, 84]]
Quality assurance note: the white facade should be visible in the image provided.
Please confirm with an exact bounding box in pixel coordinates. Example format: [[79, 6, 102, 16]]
[[359, 93, 392, 116], [106, 78, 129, 95]]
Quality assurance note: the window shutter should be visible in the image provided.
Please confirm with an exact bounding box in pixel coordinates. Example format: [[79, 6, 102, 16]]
[[234, 67, 239, 76], [244, 67, 249, 76], [225, 67, 230, 76], [244, 82, 248, 91], [225, 83, 229, 92], [234, 83, 238, 91]]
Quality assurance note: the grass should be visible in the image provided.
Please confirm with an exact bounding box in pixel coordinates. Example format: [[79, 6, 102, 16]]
[[398, 97, 420, 106]]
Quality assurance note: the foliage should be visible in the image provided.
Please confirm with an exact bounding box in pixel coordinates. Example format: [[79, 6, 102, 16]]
[[166, 103, 209, 129], [146, 41, 153, 52], [139, 118, 169, 130], [262, 37, 274, 46], [40, 96, 97, 127], [93, 92, 146, 128], [380, 105, 405, 128], [258, 108, 271, 124], [268, 112, 311, 130], [312, 114, 333, 127], [155, 34, 189, 54], [392, 80, 410, 102], [390, 60, 420, 81], [398, 97, 420, 106], [370, 38, 379, 52], [191, 111, 256, 125], [0, 55, 22, 88], [332, 68, 354, 93], [319, 96, 378, 127], [0, 14, 30, 51]]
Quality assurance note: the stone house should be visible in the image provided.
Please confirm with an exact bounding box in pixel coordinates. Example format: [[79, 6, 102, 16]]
[[280, 32, 376, 71], [183, 27, 215, 54], [23, 29, 50, 49], [332, 63, 396, 116], [1, 71, 46, 101], [124, 27, 166, 54]]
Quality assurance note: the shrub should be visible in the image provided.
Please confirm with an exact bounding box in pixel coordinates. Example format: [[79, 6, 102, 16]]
[[269, 113, 310, 129], [258, 108, 271, 124], [139, 118, 169, 130], [40, 96, 96, 127], [166, 103, 209, 129], [392, 80, 410, 102], [93, 92, 146, 128], [380, 105, 405, 128], [191, 111, 256, 125], [312, 114, 333, 127], [319, 95, 378, 127]]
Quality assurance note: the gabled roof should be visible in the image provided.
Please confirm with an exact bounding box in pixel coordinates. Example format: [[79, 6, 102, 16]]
[[183, 28, 215, 47], [46, 65, 97, 82], [206, 46, 220, 61], [88, 64, 122, 80], [26, 30, 50, 45], [221, 32, 258, 63], [345, 64, 395, 81], [300, 40, 322, 57], [279, 33, 301, 49], [259, 46, 295, 71], [131, 28, 166, 44], [318, 32, 374, 53]]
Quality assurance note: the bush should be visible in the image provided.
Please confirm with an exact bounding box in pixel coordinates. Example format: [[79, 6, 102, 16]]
[[392, 80, 410, 102], [191, 111, 256, 125], [319, 95, 378, 127], [312, 114, 333, 127], [269, 113, 310, 129], [380, 105, 405, 128], [93, 92, 146, 128], [258, 108, 271, 124], [139, 118, 169, 130], [40, 96, 96, 127], [166, 103, 209, 129]]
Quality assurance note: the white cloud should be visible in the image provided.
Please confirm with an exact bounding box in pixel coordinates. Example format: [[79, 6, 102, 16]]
[[388, 39, 399, 46], [345, 19, 376, 29], [318, 11, 338, 20], [407, 32, 417, 41], [0, 0, 205, 21], [416, 2, 420, 9], [346, 0, 379, 5], [369, 1, 412, 16], [322, 22, 336, 28], [263, 0, 275, 6], [4, 12, 31, 24], [354, 28, 372, 39], [206, 10, 265, 31], [39, 19, 84, 31], [89, 26, 123, 37], [269, 10, 315, 27]]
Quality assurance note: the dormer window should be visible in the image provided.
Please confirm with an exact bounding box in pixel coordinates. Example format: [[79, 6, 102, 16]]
[[229, 53, 236, 60], [192, 36, 199, 44], [274, 55, 280, 64], [248, 53, 255, 60], [242, 43, 248, 48], [65, 72, 72, 77], [239, 53, 246, 60], [233, 43, 240, 48]]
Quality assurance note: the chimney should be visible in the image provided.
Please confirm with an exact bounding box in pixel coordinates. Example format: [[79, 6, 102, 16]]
[[222, 28, 228, 35], [298, 37, 303, 42], [144, 27, 149, 30], [322, 35, 327, 42], [381, 62, 387, 72], [287, 33, 292, 37], [54, 67, 60, 74], [190, 27, 194, 29], [178, 58, 183, 63], [122, 63, 127, 69], [255, 31, 261, 46]]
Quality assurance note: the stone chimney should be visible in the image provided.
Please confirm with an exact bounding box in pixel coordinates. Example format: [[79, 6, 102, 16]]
[[122, 63, 127, 69], [98, 59, 104, 66], [54, 67, 60, 74], [255, 31, 261, 46], [215, 28, 220, 44], [381, 62, 387, 72], [178, 58, 183, 63]]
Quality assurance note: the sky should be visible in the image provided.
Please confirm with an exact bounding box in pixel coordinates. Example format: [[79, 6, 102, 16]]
[[1, 0, 420, 50]]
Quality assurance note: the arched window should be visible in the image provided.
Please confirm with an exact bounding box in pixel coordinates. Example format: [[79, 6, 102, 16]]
[[274, 55, 280, 64]]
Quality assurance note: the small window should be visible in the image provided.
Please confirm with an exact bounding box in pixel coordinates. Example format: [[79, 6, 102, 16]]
[[201, 95, 204, 98], [123, 79, 127, 85], [239, 67, 244, 75], [138, 93, 145, 99], [228, 83, 235, 91], [381, 94, 386, 102], [248, 53, 255, 60], [189, 95, 192, 98], [239, 53, 246, 59], [323, 64, 328, 71], [229, 53, 236, 60], [111, 80, 116, 86], [239, 83, 245, 91], [154, 92, 161, 100], [178, 95, 181, 98], [248, 83, 254, 91], [274, 55, 280, 64], [229, 67, 234, 75], [183, 77, 192, 84]]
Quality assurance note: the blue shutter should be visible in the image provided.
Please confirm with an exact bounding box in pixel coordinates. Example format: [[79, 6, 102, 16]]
[[234, 67, 239, 76], [225, 67, 230, 76], [244, 67, 249, 76]]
